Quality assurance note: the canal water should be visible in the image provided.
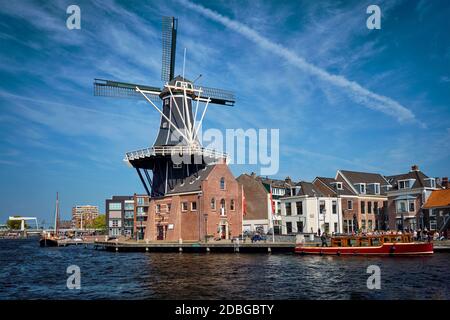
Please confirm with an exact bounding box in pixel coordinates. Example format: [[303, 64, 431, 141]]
[[0, 238, 448, 300]]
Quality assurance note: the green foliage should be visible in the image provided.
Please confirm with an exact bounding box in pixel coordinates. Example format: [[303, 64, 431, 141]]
[[86, 214, 106, 230], [6, 216, 26, 230]]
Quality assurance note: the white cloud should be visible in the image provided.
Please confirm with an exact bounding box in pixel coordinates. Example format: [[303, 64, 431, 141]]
[[178, 0, 420, 125]]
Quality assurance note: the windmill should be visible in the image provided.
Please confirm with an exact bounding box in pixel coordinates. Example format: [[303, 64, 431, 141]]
[[93, 17, 235, 197]]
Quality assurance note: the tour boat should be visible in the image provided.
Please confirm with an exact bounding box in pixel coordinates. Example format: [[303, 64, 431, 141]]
[[295, 233, 433, 256]]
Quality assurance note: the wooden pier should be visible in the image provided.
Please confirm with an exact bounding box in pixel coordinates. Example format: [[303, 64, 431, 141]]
[[93, 240, 296, 253]]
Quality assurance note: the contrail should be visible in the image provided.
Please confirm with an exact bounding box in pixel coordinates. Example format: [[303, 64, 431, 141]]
[[179, 0, 419, 125]]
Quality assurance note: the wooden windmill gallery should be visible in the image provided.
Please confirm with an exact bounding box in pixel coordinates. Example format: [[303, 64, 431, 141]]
[[93, 17, 243, 242]]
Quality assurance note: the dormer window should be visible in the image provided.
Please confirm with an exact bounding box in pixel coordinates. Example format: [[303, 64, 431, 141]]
[[331, 182, 343, 190], [368, 183, 380, 195], [399, 179, 415, 189], [354, 183, 366, 194], [424, 178, 436, 188]]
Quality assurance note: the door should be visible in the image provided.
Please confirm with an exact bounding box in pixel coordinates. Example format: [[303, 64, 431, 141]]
[[157, 225, 166, 240], [220, 225, 227, 239]]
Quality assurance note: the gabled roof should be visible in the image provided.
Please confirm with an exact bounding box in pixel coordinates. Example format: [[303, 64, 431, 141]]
[[166, 165, 215, 195], [256, 176, 296, 189], [386, 170, 437, 190], [339, 170, 389, 185], [423, 189, 450, 209], [294, 181, 323, 197], [314, 177, 356, 196]]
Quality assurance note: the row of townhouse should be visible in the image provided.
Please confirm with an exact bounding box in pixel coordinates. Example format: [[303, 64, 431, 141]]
[[239, 165, 449, 235]]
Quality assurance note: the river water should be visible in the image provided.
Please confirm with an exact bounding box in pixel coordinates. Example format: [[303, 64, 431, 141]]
[[0, 238, 448, 300]]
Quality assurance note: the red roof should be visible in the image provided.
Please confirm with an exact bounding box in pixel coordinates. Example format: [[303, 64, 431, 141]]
[[423, 189, 450, 208]]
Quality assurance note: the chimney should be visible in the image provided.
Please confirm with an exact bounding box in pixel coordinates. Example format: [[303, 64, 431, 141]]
[[250, 172, 256, 178], [411, 164, 420, 172], [442, 177, 449, 189]]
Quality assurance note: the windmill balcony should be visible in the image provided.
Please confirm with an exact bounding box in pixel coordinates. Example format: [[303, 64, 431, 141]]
[[124, 146, 227, 161]]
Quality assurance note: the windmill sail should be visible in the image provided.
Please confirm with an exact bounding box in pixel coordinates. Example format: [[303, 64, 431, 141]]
[[93, 79, 161, 102], [161, 16, 178, 82], [195, 85, 235, 106]]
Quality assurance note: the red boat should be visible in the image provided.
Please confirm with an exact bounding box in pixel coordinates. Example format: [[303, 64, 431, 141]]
[[295, 233, 433, 256]]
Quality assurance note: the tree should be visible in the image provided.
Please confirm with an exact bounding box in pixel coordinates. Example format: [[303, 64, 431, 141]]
[[6, 217, 26, 230], [86, 215, 106, 230]]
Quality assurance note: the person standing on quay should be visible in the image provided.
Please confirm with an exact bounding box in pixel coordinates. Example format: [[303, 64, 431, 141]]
[[321, 232, 328, 247]]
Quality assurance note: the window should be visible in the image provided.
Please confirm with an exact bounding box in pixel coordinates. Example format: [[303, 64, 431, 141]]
[[374, 202, 379, 215], [286, 222, 292, 234], [347, 200, 353, 210], [220, 177, 225, 190], [285, 203, 292, 216], [361, 201, 366, 214], [137, 197, 146, 206], [167, 203, 171, 212], [210, 198, 216, 210], [334, 223, 338, 233], [181, 202, 188, 212], [296, 221, 304, 233], [156, 204, 161, 213], [296, 202, 303, 215], [336, 182, 343, 190], [220, 199, 226, 216], [124, 202, 134, 210], [355, 183, 366, 194], [368, 220, 373, 231], [398, 201, 406, 213], [332, 201, 337, 214], [137, 207, 145, 214], [191, 202, 197, 211], [230, 199, 235, 211], [361, 220, 366, 230], [109, 202, 122, 210], [368, 202, 372, 214], [319, 201, 325, 214], [409, 201, 415, 212]]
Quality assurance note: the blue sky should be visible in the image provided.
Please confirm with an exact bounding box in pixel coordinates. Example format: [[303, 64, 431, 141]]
[[0, 0, 449, 225]]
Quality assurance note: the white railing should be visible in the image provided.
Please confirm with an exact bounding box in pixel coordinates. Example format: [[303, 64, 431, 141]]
[[124, 146, 227, 161]]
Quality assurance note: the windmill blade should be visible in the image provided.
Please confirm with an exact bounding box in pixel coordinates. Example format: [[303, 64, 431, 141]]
[[161, 16, 178, 82], [195, 85, 235, 106], [94, 79, 161, 102]]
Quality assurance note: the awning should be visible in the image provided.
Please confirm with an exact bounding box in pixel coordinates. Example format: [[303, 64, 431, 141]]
[[394, 195, 416, 201]]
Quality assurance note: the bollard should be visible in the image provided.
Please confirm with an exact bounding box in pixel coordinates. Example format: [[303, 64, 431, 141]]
[[145, 247, 149, 252], [235, 247, 240, 253], [179, 247, 183, 253], [115, 247, 118, 252], [206, 247, 210, 253], [268, 247, 272, 253]]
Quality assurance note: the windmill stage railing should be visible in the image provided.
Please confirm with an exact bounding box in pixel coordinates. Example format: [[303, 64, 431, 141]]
[[124, 146, 227, 161]]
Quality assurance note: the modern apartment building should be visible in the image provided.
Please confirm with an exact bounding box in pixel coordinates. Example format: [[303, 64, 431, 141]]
[[71, 205, 99, 229], [105, 196, 133, 237]]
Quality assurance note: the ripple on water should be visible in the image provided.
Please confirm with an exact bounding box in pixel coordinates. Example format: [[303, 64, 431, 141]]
[[0, 239, 449, 299]]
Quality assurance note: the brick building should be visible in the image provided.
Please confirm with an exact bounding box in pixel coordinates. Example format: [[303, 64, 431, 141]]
[[386, 165, 440, 231], [105, 196, 133, 237], [236, 173, 294, 234], [143, 163, 243, 242]]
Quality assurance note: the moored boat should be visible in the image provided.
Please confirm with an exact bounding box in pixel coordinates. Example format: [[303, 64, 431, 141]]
[[295, 233, 433, 256], [40, 192, 61, 248]]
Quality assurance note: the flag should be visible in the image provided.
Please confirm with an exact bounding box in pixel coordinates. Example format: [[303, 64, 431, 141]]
[[269, 186, 275, 215], [242, 184, 247, 216]]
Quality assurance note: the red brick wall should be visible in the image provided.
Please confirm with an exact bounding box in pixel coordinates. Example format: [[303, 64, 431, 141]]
[[144, 163, 242, 241], [236, 174, 268, 221]]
